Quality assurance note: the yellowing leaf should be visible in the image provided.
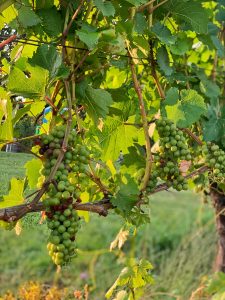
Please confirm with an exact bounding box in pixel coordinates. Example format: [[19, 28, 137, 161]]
[[110, 228, 129, 251], [1, 178, 25, 208], [78, 192, 90, 222], [15, 221, 22, 235], [106, 160, 116, 176], [0, 88, 13, 142], [25, 158, 43, 189]]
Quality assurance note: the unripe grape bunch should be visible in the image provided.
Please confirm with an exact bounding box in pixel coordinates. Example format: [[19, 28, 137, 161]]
[[147, 118, 192, 192], [203, 142, 225, 182], [39, 125, 91, 266]]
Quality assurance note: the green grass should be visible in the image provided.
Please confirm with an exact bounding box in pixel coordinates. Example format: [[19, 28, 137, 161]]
[[0, 151, 216, 299], [0, 152, 33, 196]]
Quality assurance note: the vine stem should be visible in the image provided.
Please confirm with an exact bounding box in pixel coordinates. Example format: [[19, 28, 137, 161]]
[[129, 61, 153, 191], [149, 41, 165, 99], [137, 0, 156, 12], [87, 163, 109, 195], [42, 81, 72, 188], [181, 128, 203, 146], [62, 0, 85, 37], [0, 166, 209, 222]]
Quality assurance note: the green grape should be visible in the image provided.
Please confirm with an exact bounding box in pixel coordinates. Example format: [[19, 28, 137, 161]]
[[155, 117, 191, 191], [40, 125, 96, 266]]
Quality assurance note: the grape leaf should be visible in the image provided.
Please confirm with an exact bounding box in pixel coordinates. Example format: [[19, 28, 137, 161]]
[[111, 175, 139, 212], [93, 0, 115, 16], [0, 5, 17, 28], [164, 87, 179, 106], [203, 106, 225, 142], [156, 46, 173, 76], [134, 12, 147, 34], [37, 7, 63, 37], [77, 82, 113, 123], [166, 89, 206, 127], [0, 88, 13, 142], [122, 146, 145, 174], [98, 117, 144, 161], [25, 158, 43, 189], [170, 34, 192, 55], [12, 104, 31, 126], [170, 1, 209, 34], [0, 178, 25, 208], [7, 63, 48, 98], [29, 45, 69, 80], [16, 5, 41, 27], [151, 22, 176, 45], [76, 25, 99, 49]]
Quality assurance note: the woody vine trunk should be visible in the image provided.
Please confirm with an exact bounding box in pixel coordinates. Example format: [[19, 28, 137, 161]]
[[211, 187, 225, 272]]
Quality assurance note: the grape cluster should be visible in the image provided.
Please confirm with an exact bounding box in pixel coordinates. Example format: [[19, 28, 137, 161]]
[[39, 125, 91, 265], [203, 142, 225, 180], [153, 118, 191, 191]]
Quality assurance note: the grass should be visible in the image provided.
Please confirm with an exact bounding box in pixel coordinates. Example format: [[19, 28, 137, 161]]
[[0, 151, 216, 299]]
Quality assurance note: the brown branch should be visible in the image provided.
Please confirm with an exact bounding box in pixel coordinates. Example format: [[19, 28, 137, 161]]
[[149, 41, 165, 99], [181, 128, 203, 146], [137, 0, 156, 12], [148, 0, 168, 14], [151, 165, 209, 194], [62, 0, 85, 37], [0, 166, 209, 222], [73, 50, 90, 73], [0, 198, 113, 222], [3, 134, 40, 144], [87, 165, 109, 196], [130, 61, 153, 191]]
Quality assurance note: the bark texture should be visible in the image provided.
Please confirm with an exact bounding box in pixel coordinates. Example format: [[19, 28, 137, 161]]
[[211, 187, 225, 272]]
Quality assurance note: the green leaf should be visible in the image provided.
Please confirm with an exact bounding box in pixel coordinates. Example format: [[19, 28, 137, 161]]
[[37, 7, 63, 37], [12, 104, 31, 126], [16, 4, 41, 27], [93, 0, 115, 16], [76, 25, 99, 49], [134, 12, 147, 34], [78, 82, 113, 123], [151, 22, 176, 45], [164, 87, 179, 106], [98, 117, 144, 161], [203, 106, 225, 142], [7, 63, 48, 98], [111, 175, 139, 212], [166, 89, 206, 127], [171, 0, 209, 34], [156, 46, 173, 76], [122, 146, 145, 174], [200, 80, 220, 99], [29, 45, 69, 80], [36, 0, 54, 9], [0, 178, 25, 208], [25, 159, 42, 189], [211, 35, 225, 58], [104, 67, 127, 89], [170, 34, 192, 55]]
